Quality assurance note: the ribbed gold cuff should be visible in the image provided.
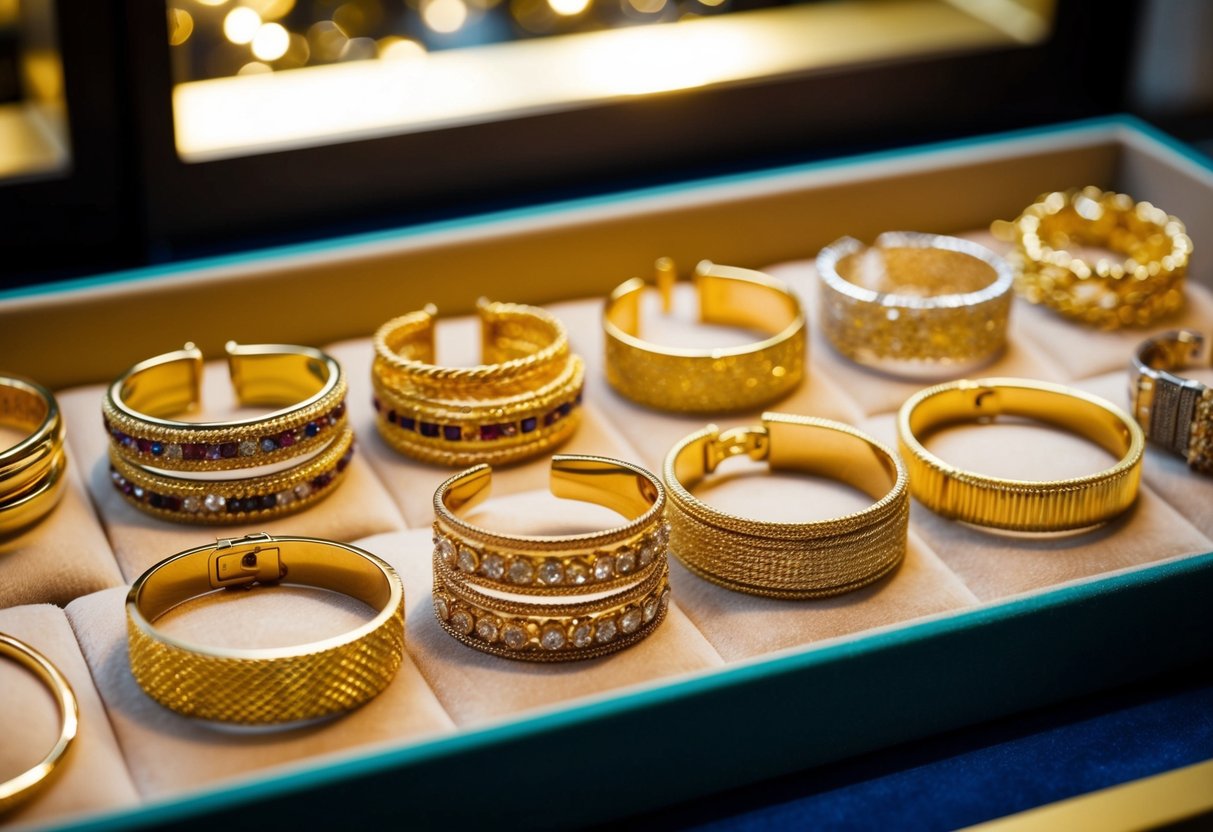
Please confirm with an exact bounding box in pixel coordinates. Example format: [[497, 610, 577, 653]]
[[1130, 329, 1213, 474], [0, 374, 67, 537]]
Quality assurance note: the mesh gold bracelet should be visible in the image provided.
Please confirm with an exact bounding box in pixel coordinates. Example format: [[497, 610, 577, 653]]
[[994, 187, 1192, 329], [0, 374, 67, 537], [898, 378, 1144, 531], [663, 412, 908, 599], [816, 232, 1013, 375], [604, 258, 806, 413], [431, 455, 671, 660], [104, 343, 354, 523], [0, 634, 78, 816], [127, 533, 405, 724], [373, 300, 584, 466], [1130, 330, 1213, 474]]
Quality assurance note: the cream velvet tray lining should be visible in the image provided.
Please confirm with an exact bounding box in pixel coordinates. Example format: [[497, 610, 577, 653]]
[[4, 231, 1213, 828]]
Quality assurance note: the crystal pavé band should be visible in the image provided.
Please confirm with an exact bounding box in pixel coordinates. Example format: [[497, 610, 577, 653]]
[[663, 412, 908, 599], [816, 232, 1013, 374], [604, 258, 805, 413], [1131, 329, 1213, 474], [0, 374, 68, 536], [898, 378, 1144, 531], [127, 533, 405, 724], [373, 300, 584, 466], [431, 455, 671, 660]]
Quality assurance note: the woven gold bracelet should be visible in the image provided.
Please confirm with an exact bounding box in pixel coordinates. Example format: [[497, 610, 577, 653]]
[[127, 533, 404, 724], [604, 258, 806, 413], [663, 412, 908, 599], [0, 374, 67, 537], [1130, 329, 1213, 475], [898, 378, 1144, 531]]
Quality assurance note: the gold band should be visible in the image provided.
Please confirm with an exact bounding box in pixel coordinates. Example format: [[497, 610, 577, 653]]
[[898, 378, 1144, 531], [663, 412, 908, 599], [0, 633, 78, 816], [995, 187, 1192, 329], [431, 455, 670, 660], [127, 533, 405, 724], [604, 258, 806, 413], [373, 300, 584, 466], [816, 232, 1013, 374], [0, 374, 67, 537], [1130, 329, 1213, 474]]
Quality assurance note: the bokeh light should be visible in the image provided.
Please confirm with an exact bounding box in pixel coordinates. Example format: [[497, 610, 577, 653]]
[[421, 0, 469, 33], [167, 8, 195, 46], [251, 22, 289, 60], [548, 0, 590, 17], [223, 7, 261, 44]]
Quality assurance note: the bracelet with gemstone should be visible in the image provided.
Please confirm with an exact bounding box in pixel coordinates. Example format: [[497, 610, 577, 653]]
[[664, 412, 908, 599], [816, 232, 1013, 376], [603, 258, 806, 413], [898, 378, 1144, 531], [994, 186, 1192, 329], [0, 374, 68, 537], [127, 533, 405, 724], [373, 300, 584, 466], [1130, 329, 1213, 474], [430, 454, 671, 661]]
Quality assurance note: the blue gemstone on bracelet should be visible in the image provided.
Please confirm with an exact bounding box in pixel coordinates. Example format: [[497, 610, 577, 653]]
[[443, 425, 462, 441], [305, 421, 320, 437], [150, 442, 164, 455], [521, 417, 538, 433], [260, 437, 277, 453], [400, 415, 416, 431], [420, 422, 440, 437]]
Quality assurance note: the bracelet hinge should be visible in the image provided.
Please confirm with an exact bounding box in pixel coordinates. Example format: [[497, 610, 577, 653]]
[[209, 533, 284, 589], [705, 426, 770, 473]]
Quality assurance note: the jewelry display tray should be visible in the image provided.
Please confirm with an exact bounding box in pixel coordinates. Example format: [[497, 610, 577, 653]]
[[3, 116, 1213, 830]]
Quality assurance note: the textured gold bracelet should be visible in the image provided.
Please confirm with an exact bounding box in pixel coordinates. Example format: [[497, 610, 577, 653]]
[[127, 533, 404, 724], [816, 232, 1013, 374], [1130, 330, 1213, 474], [0, 633, 78, 816], [664, 412, 908, 599], [604, 258, 806, 413], [373, 300, 584, 466], [898, 378, 1144, 531], [0, 374, 67, 537], [994, 187, 1192, 329], [431, 454, 671, 661]]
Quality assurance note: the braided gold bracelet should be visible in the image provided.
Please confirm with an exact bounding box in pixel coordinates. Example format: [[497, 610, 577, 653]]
[[898, 378, 1144, 531], [1130, 330, 1213, 475], [373, 300, 584, 466], [663, 412, 908, 599], [0, 374, 67, 537], [604, 258, 806, 413], [127, 533, 404, 724]]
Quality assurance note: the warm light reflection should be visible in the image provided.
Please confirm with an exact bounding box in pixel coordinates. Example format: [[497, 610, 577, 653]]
[[625, 0, 667, 14], [194, 0, 228, 6], [548, 0, 590, 17], [237, 61, 273, 75], [168, 8, 196, 45], [308, 20, 349, 61], [252, 22, 290, 60], [223, 7, 262, 44], [245, 0, 296, 20], [379, 36, 427, 60], [421, 0, 469, 33]]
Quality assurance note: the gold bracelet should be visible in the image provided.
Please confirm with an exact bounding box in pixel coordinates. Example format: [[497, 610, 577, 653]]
[[0, 634, 78, 816], [0, 375, 67, 537], [127, 533, 404, 724], [372, 300, 584, 466], [898, 378, 1144, 531], [816, 232, 1013, 374], [431, 455, 671, 660], [994, 187, 1192, 329], [1130, 330, 1213, 474], [603, 258, 806, 413], [663, 413, 908, 599]]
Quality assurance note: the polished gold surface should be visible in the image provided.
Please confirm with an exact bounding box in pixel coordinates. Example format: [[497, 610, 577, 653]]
[[373, 300, 584, 466], [996, 187, 1192, 329], [0, 633, 78, 816], [431, 454, 670, 660], [0, 374, 67, 537], [663, 412, 907, 598], [127, 534, 405, 724], [898, 378, 1144, 531], [604, 259, 805, 413], [1130, 329, 1213, 474]]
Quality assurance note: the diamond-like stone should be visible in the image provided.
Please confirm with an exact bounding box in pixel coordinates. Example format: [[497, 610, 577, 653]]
[[238, 439, 257, 456], [508, 558, 534, 585], [481, 553, 505, 580], [621, 608, 642, 634], [435, 537, 456, 567], [165, 443, 182, 461], [181, 495, 201, 513], [457, 547, 479, 573], [450, 610, 474, 635], [638, 542, 658, 567], [475, 617, 499, 642], [132, 486, 145, 499], [615, 549, 636, 574], [572, 622, 592, 648], [434, 596, 450, 621], [203, 494, 225, 512], [540, 625, 566, 651], [537, 560, 564, 585], [594, 554, 614, 581], [660, 588, 671, 610], [502, 623, 527, 650], [566, 560, 591, 585], [595, 618, 617, 643], [276, 490, 295, 507], [643, 596, 659, 623], [294, 482, 312, 499], [654, 522, 671, 549]]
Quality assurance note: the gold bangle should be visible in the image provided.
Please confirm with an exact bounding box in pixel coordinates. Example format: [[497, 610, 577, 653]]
[[663, 412, 908, 599], [603, 258, 806, 413], [372, 300, 584, 466], [1130, 330, 1213, 474], [994, 187, 1192, 329], [898, 378, 1144, 531], [816, 232, 1013, 374], [127, 533, 405, 724], [431, 455, 671, 660], [0, 374, 67, 537], [0, 633, 78, 816]]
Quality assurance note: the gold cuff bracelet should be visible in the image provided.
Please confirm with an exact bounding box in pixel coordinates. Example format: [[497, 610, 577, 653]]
[[0, 374, 67, 537], [1131, 329, 1213, 474]]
